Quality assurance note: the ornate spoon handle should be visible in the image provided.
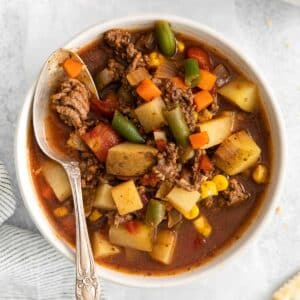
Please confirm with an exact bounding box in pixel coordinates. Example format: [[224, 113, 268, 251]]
[[64, 162, 100, 300]]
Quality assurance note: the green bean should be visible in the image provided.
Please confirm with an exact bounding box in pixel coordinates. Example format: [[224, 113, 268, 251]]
[[164, 106, 190, 147], [155, 20, 176, 57], [112, 111, 145, 143], [184, 58, 200, 87], [145, 199, 166, 227]]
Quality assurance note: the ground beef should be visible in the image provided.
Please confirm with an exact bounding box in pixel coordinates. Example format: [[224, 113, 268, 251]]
[[175, 151, 206, 191], [221, 178, 249, 206], [51, 79, 90, 132], [107, 58, 125, 81], [104, 29, 131, 50], [163, 79, 197, 131], [104, 29, 143, 65], [151, 143, 181, 183], [79, 151, 102, 189]]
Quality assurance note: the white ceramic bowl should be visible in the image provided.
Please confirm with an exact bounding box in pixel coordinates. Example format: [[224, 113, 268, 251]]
[[15, 15, 286, 288]]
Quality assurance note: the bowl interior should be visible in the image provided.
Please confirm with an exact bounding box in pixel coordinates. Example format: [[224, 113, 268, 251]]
[[15, 15, 285, 288]]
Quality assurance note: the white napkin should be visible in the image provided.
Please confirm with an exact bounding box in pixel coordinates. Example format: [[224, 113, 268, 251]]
[[0, 162, 107, 300]]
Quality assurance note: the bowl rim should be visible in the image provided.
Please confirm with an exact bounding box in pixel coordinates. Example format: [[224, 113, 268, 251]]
[[14, 14, 286, 288]]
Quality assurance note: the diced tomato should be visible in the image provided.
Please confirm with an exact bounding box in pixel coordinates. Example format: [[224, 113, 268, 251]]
[[155, 139, 167, 151], [187, 47, 211, 71], [81, 122, 121, 162], [40, 180, 55, 201], [90, 92, 118, 118], [199, 154, 214, 171], [125, 221, 140, 234]]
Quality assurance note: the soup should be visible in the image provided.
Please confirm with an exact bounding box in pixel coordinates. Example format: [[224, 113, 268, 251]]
[[29, 21, 271, 275]]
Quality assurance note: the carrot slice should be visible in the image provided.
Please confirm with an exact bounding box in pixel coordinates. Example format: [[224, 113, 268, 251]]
[[198, 70, 216, 91], [199, 154, 214, 171], [136, 79, 161, 101], [194, 91, 214, 112], [189, 132, 209, 149], [171, 76, 188, 89], [187, 47, 211, 71], [63, 58, 83, 78]]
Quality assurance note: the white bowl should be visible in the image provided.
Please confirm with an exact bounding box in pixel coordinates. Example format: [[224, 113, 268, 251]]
[[15, 15, 286, 288]]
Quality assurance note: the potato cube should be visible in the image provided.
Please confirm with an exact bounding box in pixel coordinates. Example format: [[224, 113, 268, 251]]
[[134, 97, 166, 133], [111, 180, 143, 215], [218, 77, 258, 112], [166, 186, 200, 215], [93, 184, 116, 210], [150, 230, 177, 265], [106, 143, 158, 177], [109, 222, 153, 251], [92, 231, 121, 259], [197, 113, 234, 149], [214, 130, 261, 175], [42, 160, 71, 201]]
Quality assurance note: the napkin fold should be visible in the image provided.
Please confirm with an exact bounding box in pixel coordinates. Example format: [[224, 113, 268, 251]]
[[0, 162, 106, 300]]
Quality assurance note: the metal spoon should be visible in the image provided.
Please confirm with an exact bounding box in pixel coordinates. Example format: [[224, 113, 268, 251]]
[[33, 48, 100, 300]]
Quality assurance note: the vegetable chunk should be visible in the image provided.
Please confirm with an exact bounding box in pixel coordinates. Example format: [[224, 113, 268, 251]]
[[197, 113, 234, 149], [106, 143, 158, 176], [134, 97, 167, 133], [166, 186, 200, 215], [218, 77, 258, 112], [93, 183, 116, 210], [150, 230, 177, 265], [42, 160, 71, 202], [214, 130, 261, 175], [92, 231, 121, 259], [109, 222, 153, 251], [111, 180, 143, 215]]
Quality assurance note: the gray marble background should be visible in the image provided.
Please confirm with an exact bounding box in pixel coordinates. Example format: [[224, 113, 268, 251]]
[[1, 0, 300, 299]]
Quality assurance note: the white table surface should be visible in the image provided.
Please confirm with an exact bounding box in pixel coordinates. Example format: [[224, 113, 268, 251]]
[[1, 0, 300, 299]]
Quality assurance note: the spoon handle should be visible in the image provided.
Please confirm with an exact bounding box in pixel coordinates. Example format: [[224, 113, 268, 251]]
[[64, 162, 100, 300]]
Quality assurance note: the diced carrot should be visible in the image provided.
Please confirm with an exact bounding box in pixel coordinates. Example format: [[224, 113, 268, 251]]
[[194, 90, 214, 112], [198, 70, 216, 91], [199, 154, 214, 171], [63, 58, 83, 78], [189, 132, 209, 149], [125, 221, 140, 234], [187, 47, 211, 71], [136, 79, 161, 101], [171, 76, 188, 89]]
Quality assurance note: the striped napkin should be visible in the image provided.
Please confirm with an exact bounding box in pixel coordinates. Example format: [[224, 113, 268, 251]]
[[0, 162, 105, 300]]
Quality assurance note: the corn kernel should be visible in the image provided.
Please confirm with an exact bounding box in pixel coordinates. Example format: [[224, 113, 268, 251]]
[[212, 175, 229, 191], [193, 215, 212, 237], [53, 206, 68, 218], [177, 41, 185, 53], [200, 181, 218, 199], [183, 205, 200, 220], [252, 164, 268, 184], [88, 209, 102, 222], [148, 52, 164, 68]]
